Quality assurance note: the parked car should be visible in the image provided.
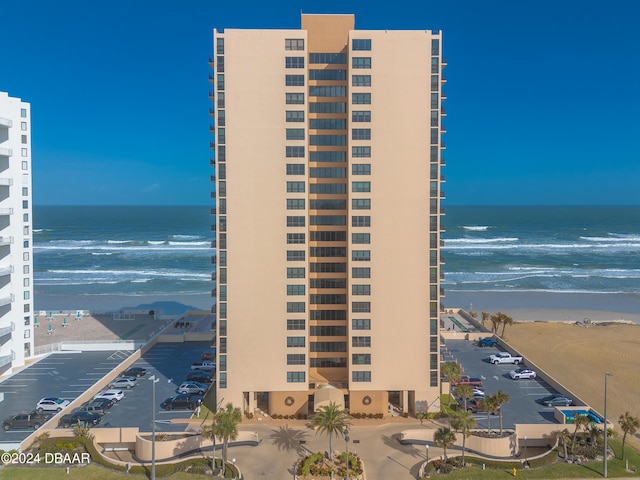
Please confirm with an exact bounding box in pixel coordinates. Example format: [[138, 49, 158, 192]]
[[489, 352, 523, 365], [510, 368, 537, 380], [460, 398, 500, 414], [539, 394, 572, 407], [190, 360, 216, 372], [161, 394, 203, 411], [451, 375, 484, 387], [121, 367, 147, 377], [75, 402, 108, 416], [176, 382, 208, 395], [90, 397, 115, 409], [186, 371, 213, 384], [478, 337, 498, 348], [94, 389, 125, 403], [36, 397, 71, 413], [3, 411, 52, 431], [109, 377, 136, 389], [58, 411, 101, 428], [201, 350, 215, 361]]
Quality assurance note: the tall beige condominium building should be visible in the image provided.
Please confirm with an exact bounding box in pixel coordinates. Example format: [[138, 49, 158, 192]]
[[209, 14, 446, 416]]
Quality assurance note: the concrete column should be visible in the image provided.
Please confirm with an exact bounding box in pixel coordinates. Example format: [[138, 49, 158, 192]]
[[402, 390, 409, 413]]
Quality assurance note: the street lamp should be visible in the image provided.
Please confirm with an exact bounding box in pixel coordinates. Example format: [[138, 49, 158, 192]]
[[425, 444, 430, 477], [148, 375, 160, 480], [523, 435, 527, 467], [344, 427, 350, 480], [604, 372, 612, 478]]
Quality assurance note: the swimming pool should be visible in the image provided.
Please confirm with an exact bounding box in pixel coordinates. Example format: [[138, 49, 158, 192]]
[[563, 409, 603, 424]]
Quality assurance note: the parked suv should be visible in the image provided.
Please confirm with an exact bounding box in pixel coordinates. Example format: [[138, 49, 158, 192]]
[[3, 411, 52, 431], [36, 397, 71, 413], [161, 394, 203, 411], [58, 411, 101, 428], [176, 382, 208, 395], [186, 371, 213, 384], [109, 377, 136, 389]]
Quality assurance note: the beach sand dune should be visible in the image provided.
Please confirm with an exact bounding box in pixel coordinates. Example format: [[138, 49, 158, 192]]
[[505, 318, 640, 448]]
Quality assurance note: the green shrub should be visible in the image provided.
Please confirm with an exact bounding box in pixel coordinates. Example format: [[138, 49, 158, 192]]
[[299, 452, 324, 475]]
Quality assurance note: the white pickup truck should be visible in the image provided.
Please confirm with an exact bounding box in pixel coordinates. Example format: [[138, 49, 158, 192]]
[[489, 352, 523, 365], [190, 360, 216, 371]]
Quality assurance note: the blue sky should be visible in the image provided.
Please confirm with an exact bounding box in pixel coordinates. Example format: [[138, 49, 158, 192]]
[[1, 0, 639, 205]]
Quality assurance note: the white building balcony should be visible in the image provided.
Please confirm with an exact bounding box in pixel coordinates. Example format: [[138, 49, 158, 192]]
[[0, 208, 13, 216], [0, 265, 12, 276], [0, 147, 12, 157], [0, 178, 13, 186], [0, 325, 12, 337], [0, 354, 12, 368], [0, 294, 14, 306], [0, 117, 12, 128], [0, 237, 11, 246]]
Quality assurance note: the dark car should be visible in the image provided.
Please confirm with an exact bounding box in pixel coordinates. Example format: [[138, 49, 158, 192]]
[[75, 402, 108, 416], [90, 397, 115, 409], [3, 411, 52, 431], [121, 367, 147, 377], [161, 394, 203, 411], [58, 411, 101, 428], [461, 398, 500, 414], [186, 371, 213, 384], [539, 394, 572, 407]]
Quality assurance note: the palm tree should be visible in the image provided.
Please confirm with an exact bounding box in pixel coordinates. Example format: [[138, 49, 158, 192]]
[[208, 403, 242, 469], [312, 402, 351, 461], [433, 426, 457, 461], [451, 410, 476, 466], [571, 412, 590, 448], [441, 361, 462, 405], [454, 384, 474, 412], [480, 395, 498, 434], [618, 411, 640, 461], [489, 314, 501, 334], [201, 420, 218, 473], [499, 312, 514, 338], [556, 428, 571, 461], [481, 311, 490, 328], [493, 390, 510, 435]]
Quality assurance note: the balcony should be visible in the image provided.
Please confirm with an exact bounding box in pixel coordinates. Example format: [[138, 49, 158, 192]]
[[208, 72, 215, 85], [0, 294, 14, 306], [441, 123, 447, 133], [210, 175, 216, 183], [209, 89, 215, 99], [0, 354, 12, 368], [0, 178, 12, 187], [441, 90, 447, 99], [0, 147, 12, 157], [442, 56, 448, 66], [0, 265, 12, 276], [440, 141, 446, 150], [440, 190, 446, 198], [441, 174, 446, 182], [0, 324, 11, 337], [440, 106, 447, 116], [210, 157, 216, 167], [0, 208, 13, 216], [0, 117, 12, 128], [210, 141, 216, 149], [440, 157, 446, 166], [210, 124, 215, 133]]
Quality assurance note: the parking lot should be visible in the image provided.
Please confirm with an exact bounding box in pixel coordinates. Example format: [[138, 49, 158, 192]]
[[0, 341, 214, 444], [444, 338, 565, 428]]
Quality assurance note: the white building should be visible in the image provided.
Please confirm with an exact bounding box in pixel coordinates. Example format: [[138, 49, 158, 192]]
[[0, 91, 34, 374]]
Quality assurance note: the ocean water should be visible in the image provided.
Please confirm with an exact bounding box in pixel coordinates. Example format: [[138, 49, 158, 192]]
[[32, 205, 640, 313], [33, 206, 213, 312], [442, 205, 640, 298]]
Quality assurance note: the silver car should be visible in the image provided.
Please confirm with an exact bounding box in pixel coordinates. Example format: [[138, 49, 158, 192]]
[[109, 377, 136, 389], [176, 382, 208, 395]]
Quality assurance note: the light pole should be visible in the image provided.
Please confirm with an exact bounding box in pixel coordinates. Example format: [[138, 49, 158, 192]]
[[523, 435, 527, 467], [148, 375, 160, 480], [344, 427, 350, 480], [604, 372, 612, 478], [425, 444, 430, 477]]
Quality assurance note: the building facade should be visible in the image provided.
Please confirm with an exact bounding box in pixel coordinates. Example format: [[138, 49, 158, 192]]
[[0, 92, 34, 375], [209, 14, 445, 416]]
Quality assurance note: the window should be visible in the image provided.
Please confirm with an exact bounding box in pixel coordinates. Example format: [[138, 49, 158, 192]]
[[310, 262, 347, 273], [309, 119, 346, 130], [309, 102, 346, 113], [352, 250, 371, 261], [310, 342, 347, 352], [287, 267, 305, 278], [287, 199, 305, 210], [310, 151, 346, 162], [310, 167, 346, 178], [21, 148, 28, 157], [22, 200, 28, 209], [285, 38, 304, 50], [22, 161, 28, 170], [352, 216, 371, 227], [285, 75, 305, 86], [217, 56, 224, 73], [218, 128, 225, 144], [310, 247, 346, 257], [352, 129, 371, 140], [352, 146, 371, 158], [287, 319, 305, 330], [21, 108, 27, 118], [217, 92, 225, 108], [352, 39, 372, 51], [286, 57, 305, 68], [352, 301, 371, 313], [431, 57, 439, 73], [309, 69, 346, 80], [310, 183, 346, 194], [352, 371, 371, 382], [310, 278, 347, 288], [352, 199, 371, 210], [431, 39, 440, 55], [286, 93, 305, 104], [287, 250, 306, 261], [286, 111, 305, 122], [286, 216, 306, 227], [286, 146, 305, 158], [287, 285, 306, 295], [287, 354, 306, 365], [310, 199, 346, 210], [286, 129, 305, 140], [352, 354, 371, 365], [287, 371, 306, 383], [287, 233, 306, 244], [22, 187, 28, 196], [21, 135, 27, 144], [352, 93, 371, 104], [352, 285, 371, 295], [352, 57, 371, 69], [352, 336, 371, 348], [21, 122, 27, 131], [311, 310, 347, 320], [352, 233, 370, 244], [311, 358, 347, 368], [216, 37, 224, 54], [287, 181, 305, 192], [309, 86, 346, 97], [217, 74, 225, 90], [352, 164, 371, 175], [23, 265, 30, 274], [352, 267, 370, 278], [310, 135, 346, 146], [287, 302, 306, 313], [310, 231, 346, 242], [352, 75, 371, 87], [352, 319, 371, 330], [310, 215, 346, 226], [309, 53, 347, 64], [286, 164, 305, 175], [352, 111, 371, 123], [352, 181, 371, 192], [310, 325, 347, 336]]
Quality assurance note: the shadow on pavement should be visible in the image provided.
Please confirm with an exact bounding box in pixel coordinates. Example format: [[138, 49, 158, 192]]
[[268, 426, 311, 455]]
